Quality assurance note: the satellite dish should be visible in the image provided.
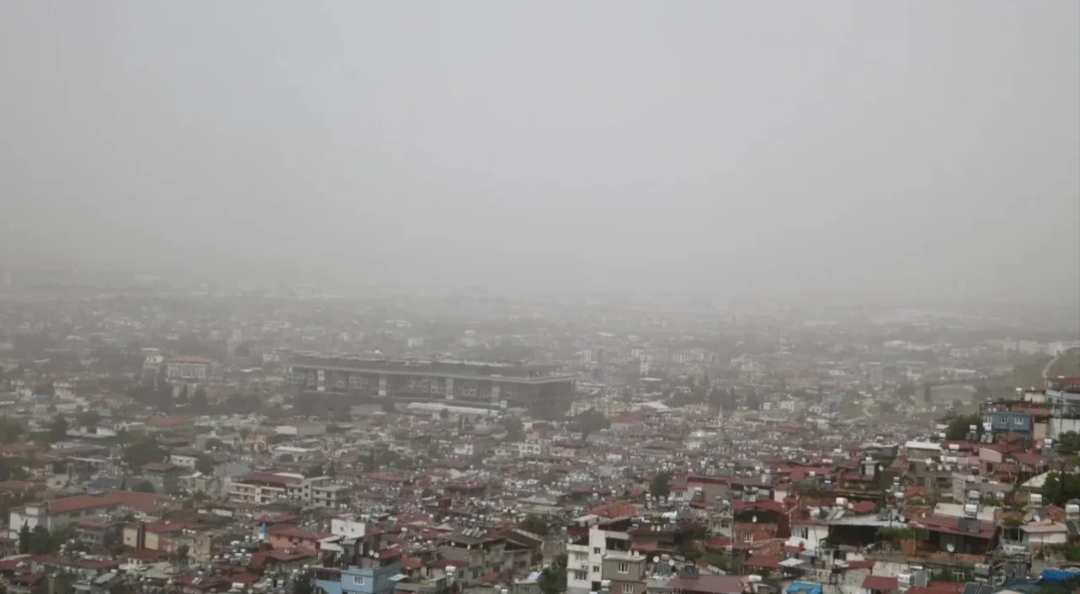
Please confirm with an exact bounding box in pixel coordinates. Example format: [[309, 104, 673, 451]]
[[946, 543, 955, 553]]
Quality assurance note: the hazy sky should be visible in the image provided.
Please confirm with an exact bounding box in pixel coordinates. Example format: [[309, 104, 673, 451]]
[[2, 1, 1078, 305]]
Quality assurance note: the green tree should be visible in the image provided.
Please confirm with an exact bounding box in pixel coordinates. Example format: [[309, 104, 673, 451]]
[[537, 554, 567, 594], [944, 414, 982, 440], [1042, 470, 1080, 506], [28, 526, 55, 554], [0, 418, 25, 444], [190, 387, 209, 413], [568, 409, 610, 440], [48, 415, 69, 443], [897, 383, 916, 399], [650, 471, 673, 499], [744, 388, 762, 410], [175, 544, 190, 565], [18, 523, 30, 554], [1057, 431, 1080, 456], [923, 384, 933, 404], [131, 480, 156, 494], [195, 455, 215, 474], [518, 514, 551, 536], [293, 570, 314, 594], [76, 410, 101, 428], [123, 435, 166, 468], [502, 416, 526, 442]]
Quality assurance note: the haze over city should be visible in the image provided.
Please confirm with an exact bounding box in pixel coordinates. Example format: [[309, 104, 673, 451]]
[[1, 1, 1078, 307], [5, 3, 1080, 593]]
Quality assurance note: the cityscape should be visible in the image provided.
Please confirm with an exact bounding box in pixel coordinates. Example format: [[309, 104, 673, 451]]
[[1, 2, 1078, 594], [0, 278, 1077, 594]]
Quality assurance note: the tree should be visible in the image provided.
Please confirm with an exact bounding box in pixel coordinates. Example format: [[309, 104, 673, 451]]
[[48, 415, 69, 443], [744, 389, 762, 410], [568, 409, 610, 440], [502, 416, 526, 442], [945, 414, 982, 440], [879, 401, 897, 414], [898, 383, 916, 399], [650, 471, 672, 500], [76, 410, 101, 428], [0, 418, 25, 444], [518, 514, 551, 536], [175, 544, 190, 565], [131, 480, 156, 494], [718, 387, 737, 412], [1057, 431, 1080, 456], [123, 436, 166, 468], [190, 387, 209, 413], [293, 570, 314, 594], [381, 400, 396, 414], [439, 408, 449, 420], [537, 554, 567, 594], [1042, 470, 1080, 506], [18, 523, 30, 554], [923, 384, 933, 404], [28, 526, 56, 554], [195, 455, 215, 475]]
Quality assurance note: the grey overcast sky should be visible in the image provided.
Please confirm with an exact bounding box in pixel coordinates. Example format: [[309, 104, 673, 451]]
[[1, 1, 1078, 305]]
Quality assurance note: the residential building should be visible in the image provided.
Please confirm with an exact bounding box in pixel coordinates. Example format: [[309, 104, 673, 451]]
[[567, 516, 633, 593], [165, 356, 213, 382], [313, 530, 404, 594], [228, 473, 302, 505], [8, 490, 163, 539]]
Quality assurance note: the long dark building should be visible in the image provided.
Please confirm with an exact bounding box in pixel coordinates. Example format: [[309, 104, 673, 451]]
[[287, 354, 577, 415]]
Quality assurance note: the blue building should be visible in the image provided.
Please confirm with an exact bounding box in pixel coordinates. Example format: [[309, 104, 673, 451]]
[[313, 532, 402, 594], [984, 411, 1032, 433]]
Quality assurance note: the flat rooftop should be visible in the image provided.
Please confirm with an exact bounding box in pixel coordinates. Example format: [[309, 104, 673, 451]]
[[290, 354, 577, 383]]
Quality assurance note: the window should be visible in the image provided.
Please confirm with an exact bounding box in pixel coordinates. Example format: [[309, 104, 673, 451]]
[[618, 563, 629, 574], [593, 547, 601, 555], [352, 576, 365, 585], [797, 527, 809, 540], [1014, 416, 1025, 426], [623, 584, 635, 594], [593, 566, 600, 574], [573, 571, 587, 581]]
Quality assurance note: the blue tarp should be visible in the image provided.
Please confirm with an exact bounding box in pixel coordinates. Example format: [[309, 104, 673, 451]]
[[786, 582, 823, 594], [1041, 569, 1080, 582]]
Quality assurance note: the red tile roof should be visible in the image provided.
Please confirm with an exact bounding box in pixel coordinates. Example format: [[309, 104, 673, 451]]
[[862, 576, 899, 591]]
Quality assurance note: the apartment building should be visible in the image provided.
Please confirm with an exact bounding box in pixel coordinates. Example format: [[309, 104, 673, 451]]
[[228, 473, 346, 508], [567, 516, 635, 593], [313, 529, 403, 594], [228, 473, 301, 505], [165, 356, 213, 382]]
